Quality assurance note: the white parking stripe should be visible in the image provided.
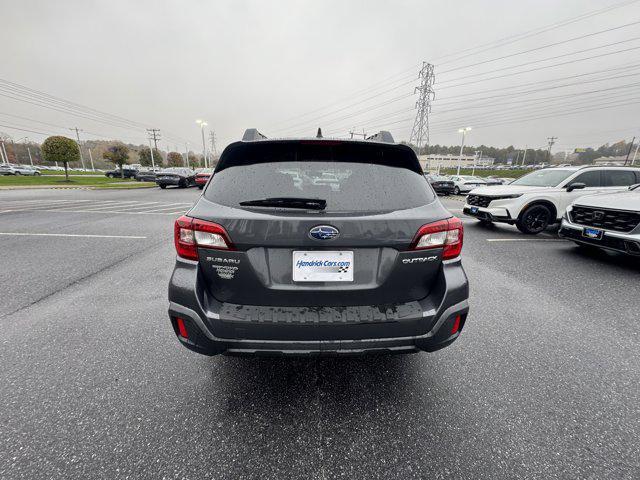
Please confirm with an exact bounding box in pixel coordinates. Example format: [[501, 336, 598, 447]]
[[0, 232, 146, 239], [486, 238, 565, 242]]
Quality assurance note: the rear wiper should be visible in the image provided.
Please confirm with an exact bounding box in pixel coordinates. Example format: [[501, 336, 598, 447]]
[[239, 197, 327, 210]]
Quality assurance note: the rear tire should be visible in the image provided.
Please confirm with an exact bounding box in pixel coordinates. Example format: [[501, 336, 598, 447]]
[[107, 173, 114, 178], [198, 185, 204, 190], [453, 186, 460, 195], [159, 184, 166, 189], [516, 204, 552, 234]]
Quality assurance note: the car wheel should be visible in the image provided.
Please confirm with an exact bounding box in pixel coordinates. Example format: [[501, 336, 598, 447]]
[[34, 172, 41, 176], [178, 180, 186, 188], [15, 172, 21, 175], [107, 173, 114, 178], [159, 184, 167, 189], [453, 186, 460, 195], [198, 185, 204, 190], [516, 204, 552, 234], [478, 219, 493, 226]]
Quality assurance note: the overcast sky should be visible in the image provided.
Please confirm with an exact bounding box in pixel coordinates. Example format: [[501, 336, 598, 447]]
[[1, 0, 639, 154]]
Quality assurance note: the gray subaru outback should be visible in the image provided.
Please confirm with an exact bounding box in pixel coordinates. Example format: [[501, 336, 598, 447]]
[[168, 130, 469, 356]]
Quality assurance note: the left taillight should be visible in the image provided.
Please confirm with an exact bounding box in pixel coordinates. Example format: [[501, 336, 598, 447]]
[[410, 217, 463, 260], [174, 215, 233, 260]]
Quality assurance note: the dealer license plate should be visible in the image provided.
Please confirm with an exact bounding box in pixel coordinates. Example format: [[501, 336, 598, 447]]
[[582, 227, 603, 240], [292, 251, 354, 282]]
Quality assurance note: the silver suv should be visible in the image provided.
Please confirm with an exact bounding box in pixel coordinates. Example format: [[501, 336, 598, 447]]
[[559, 184, 640, 256]]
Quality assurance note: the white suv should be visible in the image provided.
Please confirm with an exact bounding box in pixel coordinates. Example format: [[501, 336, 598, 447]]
[[463, 166, 640, 234]]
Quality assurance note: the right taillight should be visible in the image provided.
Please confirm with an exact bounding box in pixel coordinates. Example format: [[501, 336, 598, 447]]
[[174, 215, 233, 260], [411, 217, 463, 260]]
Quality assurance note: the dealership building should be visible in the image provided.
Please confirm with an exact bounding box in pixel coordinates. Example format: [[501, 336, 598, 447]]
[[419, 154, 495, 171]]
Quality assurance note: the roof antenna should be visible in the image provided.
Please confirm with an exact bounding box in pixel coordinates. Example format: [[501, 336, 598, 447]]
[[316, 128, 323, 138]]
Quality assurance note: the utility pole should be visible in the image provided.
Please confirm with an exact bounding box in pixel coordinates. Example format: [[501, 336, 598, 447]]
[[546, 136, 557, 164], [522, 146, 528, 166], [409, 62, 436, 156], [147, 138, 157, 170], [632, 142, 639, 166], [87, 148, 95, 171], [184, 143, 189, 168], [147, 128, 162, 169], [23, 138, 34, 166], [0, 140, 6, 164], [456, 127, 472, 175], [69, 127, 86, 170], [624, 136, 636, 165]]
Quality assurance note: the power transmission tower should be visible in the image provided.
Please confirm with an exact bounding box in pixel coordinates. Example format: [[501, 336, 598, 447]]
[[546, 136, 557, 163], [69, 127, 86, 170], [409, 62, 435, 156], [209, 131, 218, 158]]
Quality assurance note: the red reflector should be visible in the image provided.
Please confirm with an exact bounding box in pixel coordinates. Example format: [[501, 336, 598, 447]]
[[176, 318, 188, 338], [451, 315, 461, 335]]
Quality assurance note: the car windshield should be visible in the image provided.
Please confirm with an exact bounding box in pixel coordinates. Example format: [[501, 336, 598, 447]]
[[206, 160, 434, 213], [510, 169, 575, 187]]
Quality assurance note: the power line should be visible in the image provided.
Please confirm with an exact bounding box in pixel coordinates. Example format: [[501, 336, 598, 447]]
[[437, 19, 640, 75], [431, 0, 640, 65]]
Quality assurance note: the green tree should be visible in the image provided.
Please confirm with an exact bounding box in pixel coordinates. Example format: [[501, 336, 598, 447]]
[[187, 152, 201, 168], [102, 143, 130, 178], [41, 136, 79, 181], [167, 151, 183, 167], [139, 146, 162, 167]]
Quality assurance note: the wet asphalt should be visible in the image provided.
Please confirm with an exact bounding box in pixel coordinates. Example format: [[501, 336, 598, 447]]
[[0, 188, 638, 479]]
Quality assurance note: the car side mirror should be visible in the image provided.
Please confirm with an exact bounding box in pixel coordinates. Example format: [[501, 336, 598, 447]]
[[566, 182, 586, 192]]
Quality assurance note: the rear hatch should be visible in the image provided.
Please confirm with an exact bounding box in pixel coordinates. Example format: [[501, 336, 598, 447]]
[[188, 140, 453, 307]]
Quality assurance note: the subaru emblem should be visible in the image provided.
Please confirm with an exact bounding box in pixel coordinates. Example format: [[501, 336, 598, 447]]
[[309, 225, 339, 241]]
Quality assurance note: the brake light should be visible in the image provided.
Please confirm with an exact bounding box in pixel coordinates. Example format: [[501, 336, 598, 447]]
[[411, 217, 463, 260], [174, 215, 233, 260], [176, 317, 189, 338]]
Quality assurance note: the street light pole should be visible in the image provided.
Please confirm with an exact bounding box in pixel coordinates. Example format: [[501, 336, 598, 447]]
[[196, 120, 208, 168], [456, 127, 471, 175]]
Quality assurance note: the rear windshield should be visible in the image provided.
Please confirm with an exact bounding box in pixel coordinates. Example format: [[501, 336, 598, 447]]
[[205, 160, 434, 213]]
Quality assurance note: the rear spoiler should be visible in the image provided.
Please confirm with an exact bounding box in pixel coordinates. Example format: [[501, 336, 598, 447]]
[[241, 128, 395, 144]]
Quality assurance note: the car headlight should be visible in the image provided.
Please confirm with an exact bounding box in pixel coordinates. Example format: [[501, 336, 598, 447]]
[[493, 194, 522, 199]]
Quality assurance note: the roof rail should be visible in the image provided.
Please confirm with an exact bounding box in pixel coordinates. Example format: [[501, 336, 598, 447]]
[[365, 131, 395, 143], [242, 128, 268, 141]]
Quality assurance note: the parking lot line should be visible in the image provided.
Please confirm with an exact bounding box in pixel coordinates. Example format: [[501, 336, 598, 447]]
[[0, 232, 147, 239], [486, 238, 565, 242]]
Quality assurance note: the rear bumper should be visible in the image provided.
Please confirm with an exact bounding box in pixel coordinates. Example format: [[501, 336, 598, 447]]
[[432, 185, 454, 195], [156, 178, 181, 186], [168, 258, 470, 356], [559, 219, 640, 255]]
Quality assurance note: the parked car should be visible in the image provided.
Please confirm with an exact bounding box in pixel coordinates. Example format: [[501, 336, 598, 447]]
[[134, 170, 157, 182], [168, 129, 469, 356], [195, 168, 213, 189], [105, 167, 138, 179], [0, 164, 41, 175], [0, 164, 17, 175], [559, 184, 640, 256], [155, 168, 196, 189], [483, 176, 504, 186], [425, 174, 454, 195], [463, 166, 640, 234], [449, 175, 488, 195]]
